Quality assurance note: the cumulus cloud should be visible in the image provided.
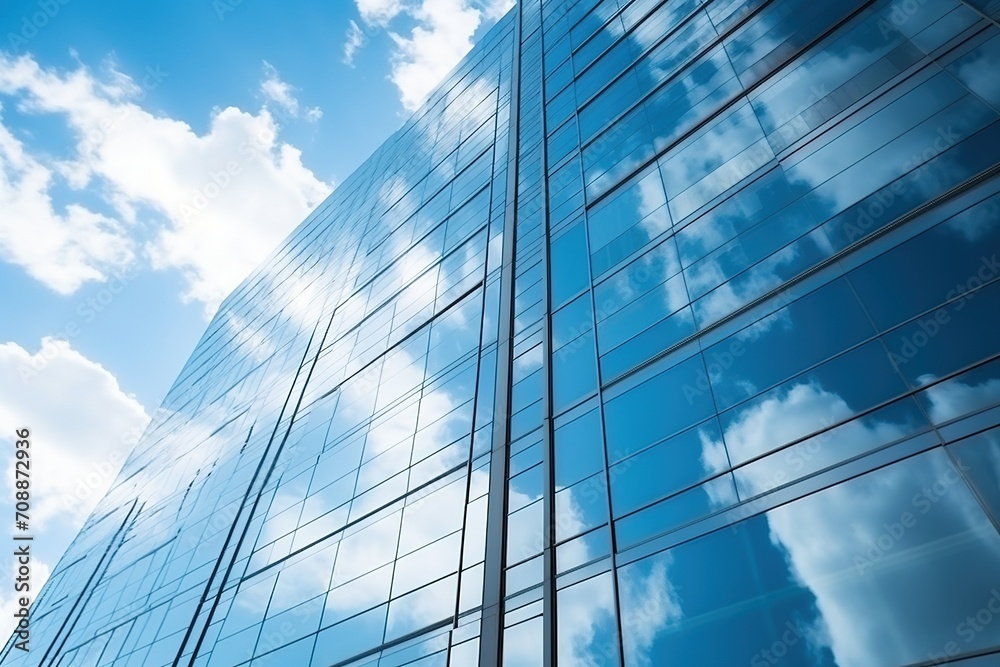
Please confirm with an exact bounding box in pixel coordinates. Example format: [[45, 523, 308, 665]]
[[618, 553, 683, 667], [918, 373, 1000, 424], [765, 449, 1000, 667], [342, 20, 368, 66], [0, 52, 332, 315], [0, 109, 134, 293], [260, 61, 322, 121], [0, 338, 149, 640], [356, 0, 405, 26], [0, 337, 150, 528], [353, 0, 515, 111]]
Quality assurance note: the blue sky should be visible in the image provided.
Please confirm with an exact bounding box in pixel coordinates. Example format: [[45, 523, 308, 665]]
[[0, 0, 513, 637]]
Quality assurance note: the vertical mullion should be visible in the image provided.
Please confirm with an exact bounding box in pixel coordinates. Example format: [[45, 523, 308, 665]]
[[538, 0, 558, 665], [479, 6, 523, 667]]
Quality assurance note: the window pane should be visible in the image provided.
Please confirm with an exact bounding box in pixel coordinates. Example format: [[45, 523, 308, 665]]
[[551, 222, 591, 307]]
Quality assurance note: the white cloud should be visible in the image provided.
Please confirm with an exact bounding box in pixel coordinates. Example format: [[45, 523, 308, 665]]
[[0, 337, 148, 640], [709, 381, 854, 466], [617, 380, 1000, 666], [480, 0, 515, 20], [356, 0, 405, 25], [918, 373, 1000, 424], [764, 449, 1000, 667], [0, 104, 134, 294], [0, 337, 150, 529], [0, 53, 333, 316], [618, 554, 683, 667], [388, 0, 482, 111], [343, 20, 368, 67], [354, 0, 514, 111], [260, 61, 322, 121]]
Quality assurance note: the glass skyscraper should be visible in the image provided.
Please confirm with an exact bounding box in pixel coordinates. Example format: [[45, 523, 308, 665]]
[[6, 0, 1000, 664]]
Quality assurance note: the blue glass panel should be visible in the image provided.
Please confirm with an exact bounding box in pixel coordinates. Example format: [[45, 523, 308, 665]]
[[551, 222, 591, 307], [618, 450, 1000, 666], [604, 354, 716, 458], [552, 330, 599, 412], [554, 408, 605, 488], [848, 193, 1000, 331], [705, 278, 876, 410], [610, 419, 724, 516], [948, 426, 1000, 523], [556, 572, 619, 666]]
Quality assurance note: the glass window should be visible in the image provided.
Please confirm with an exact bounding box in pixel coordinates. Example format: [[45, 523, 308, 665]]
[[614, 474, 737, 549], [313, 604, 388, 666], [507, 499, 543, 565], [506, 555, 543, 595], [556, 527, 612, 573], [617, 450, 1000, 667], [594, 236, 681, 321], [552, 292, 594, 351], [681, 196, 820, 302], [556, 572, 619, 666], [882, 279, 1000, 387], [552, 330, 599, 412], [502, 617, 542, 667], [718, 340, 908, 466], [848, 193, 1000, 332], [749, 1, 930, 152], [948, 426, 1000, 523], [658, 101, 774, 223], [554, 408, 605, 488], [385, 574, 457, 641], [915, 358, 1000, 426], [391, 533, 461, 598], [251, 635, 314, 667], [610, 419, 724, 516], [596, 271, 688, 352], [326, 565, 393, 626], [551, 222, 591, 307], [509, 464, 544, 511], [555, 472, 608, 542], [790, 72, 995, 225], [705, 278, 876, 410], [732, 397, 933, 500], [947, 31, 1000, 108], [333, 512, 401, 584], [599, 305, 696, 380], [604, 354, 716, 458], [674, 167, 801, 268], [587, 166, 670, 277], [398, 477, 466, 555]]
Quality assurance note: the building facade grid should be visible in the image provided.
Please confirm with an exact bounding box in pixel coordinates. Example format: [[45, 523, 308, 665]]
[[5, 0, 1000, 665]]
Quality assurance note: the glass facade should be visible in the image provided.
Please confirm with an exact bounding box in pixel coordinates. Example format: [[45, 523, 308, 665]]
[[5, 0, 1000, 665]]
